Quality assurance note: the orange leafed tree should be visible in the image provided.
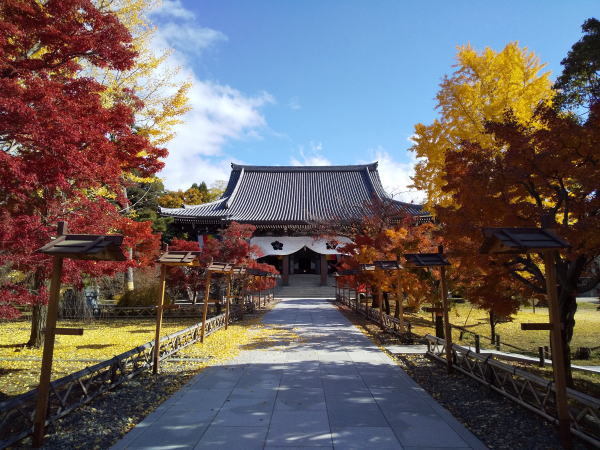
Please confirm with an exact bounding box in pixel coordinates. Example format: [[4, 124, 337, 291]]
[[324, 198, 441, 317], [438, 101, 600, 385]]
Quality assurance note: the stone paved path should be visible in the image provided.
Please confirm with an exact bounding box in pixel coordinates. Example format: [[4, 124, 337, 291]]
[[113, 298, 487, 449]]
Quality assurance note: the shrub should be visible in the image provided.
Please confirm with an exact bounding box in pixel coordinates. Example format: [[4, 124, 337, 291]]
[[117, 285, 173, 307]]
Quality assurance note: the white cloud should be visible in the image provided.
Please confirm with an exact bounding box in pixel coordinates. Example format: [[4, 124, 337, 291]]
[[152, 0, 195, 21], [363, 147, 425, 204], [288, 96, 301, 110], [148, 2, 274, 190], [158, 23, 227, 56], [290, 141, 331, 166]]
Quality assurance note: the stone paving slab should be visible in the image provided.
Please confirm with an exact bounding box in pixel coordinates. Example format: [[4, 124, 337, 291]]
[[113, 298, 487, 449]]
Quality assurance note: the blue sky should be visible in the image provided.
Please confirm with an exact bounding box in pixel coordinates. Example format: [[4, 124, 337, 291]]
[[151, 0, 598, 200]]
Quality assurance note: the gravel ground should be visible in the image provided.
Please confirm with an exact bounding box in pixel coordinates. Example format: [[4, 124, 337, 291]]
[[335, 302, 590, 450], [29, 368, 198, 449]]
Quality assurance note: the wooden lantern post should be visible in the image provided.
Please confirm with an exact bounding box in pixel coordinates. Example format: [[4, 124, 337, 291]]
[[153, 264, 167, 374], [403, 251, 452, 373], [153, 251, 204, 373], [32, 222, 126, 447], [481, 227, 572, 448], [32, 253, 63, 448], [225, 271, 232, 329], [200, 271, 213, 342]]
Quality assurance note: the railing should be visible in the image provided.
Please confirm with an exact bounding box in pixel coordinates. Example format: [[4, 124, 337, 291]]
[[425, 334, 600, 447], [96, 304, 207, 318], [0, 307, 246, 448], [335, 291, 412, 339]]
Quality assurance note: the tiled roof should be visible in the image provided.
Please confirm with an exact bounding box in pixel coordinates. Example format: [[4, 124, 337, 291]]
[[160, 163, 426, 227]]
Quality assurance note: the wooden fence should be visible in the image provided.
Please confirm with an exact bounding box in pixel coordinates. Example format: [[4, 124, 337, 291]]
[[335, 291, 413, 338], [426, 334, 600, 447], [0, 305, 249, 448]]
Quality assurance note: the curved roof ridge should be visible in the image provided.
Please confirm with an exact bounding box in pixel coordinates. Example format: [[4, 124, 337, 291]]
[[181, 197, 227, 209], [230, 162, 378, 172], [224, 167, 244, 209], [159, 197, 227, 214]]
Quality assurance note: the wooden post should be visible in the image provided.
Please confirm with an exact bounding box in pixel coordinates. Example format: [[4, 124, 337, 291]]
[[377, 288, 384, 328], [320, 254, 328, 286], [282, 255, 289, 286], [225, 272, 231, 330], [153, 265, 167, 374], [200, 271, 212, 343], [475, 334, 480, 354], [257, 278, 261, 308], [396, 272, 405, 333], [32, 255, 64, 447], [495, 334, 501, 351], [440, 265, 453, 374], [539, 346, 545, 367], [33, 222, 69, 447], [543, 250, 571, 448]]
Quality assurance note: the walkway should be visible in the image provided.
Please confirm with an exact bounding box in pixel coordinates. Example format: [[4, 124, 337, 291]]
[[113, 298, 486, 449]]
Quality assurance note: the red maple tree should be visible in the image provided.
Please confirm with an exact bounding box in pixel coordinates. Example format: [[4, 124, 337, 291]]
[[0, 0, 165, 345], [166, 223, 278, 303]]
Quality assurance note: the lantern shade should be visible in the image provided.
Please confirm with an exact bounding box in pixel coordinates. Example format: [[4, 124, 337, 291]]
[[207, 262, 234, 273], [157, 251, 204, 266], [374, 260, 402, 271], [36, 234, 126, 261], [403, 253, 450, 267], [231, 266, 246, 275], [480, 227, 570, 254]]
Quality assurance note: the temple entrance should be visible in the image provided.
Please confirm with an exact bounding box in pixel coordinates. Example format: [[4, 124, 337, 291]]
[[291, 247, 320, 275]]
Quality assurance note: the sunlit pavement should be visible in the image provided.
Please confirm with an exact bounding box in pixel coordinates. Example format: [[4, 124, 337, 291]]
[[113, 298, 487, 449]]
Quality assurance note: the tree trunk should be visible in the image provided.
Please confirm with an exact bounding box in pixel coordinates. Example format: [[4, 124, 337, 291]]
[[556, 254, 586, 389], [383, 292, 391, 315], [370, 286, 378, 308], [489, 310, 496, 342], [394, 295, 400, 318], [558, 288, 577, 388], [27, 272, 47, 348], [28, 303, 47, 348], [435, 312, 444, 339]]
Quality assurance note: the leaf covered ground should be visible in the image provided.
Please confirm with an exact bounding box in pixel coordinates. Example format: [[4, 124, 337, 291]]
[[11, 301, 299, 448], [407, 301, 600, 364], [0, 318, 199, 398], [0, 307, 299, 399]]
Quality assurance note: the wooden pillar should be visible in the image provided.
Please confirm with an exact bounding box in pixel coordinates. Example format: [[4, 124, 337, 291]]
[[225, 272, 231, 329], [378, 288, 384, 328], [200, 271, 212, 343], [440, 266, 453, 374], [320, 254, 327, 286], [396, 272, 405, 333], [32, 255, 64, 447], [257, 278, 261, 308], [153, 265, 167, 374], [544, 250, 572, 448], [282, 255, 289, 286]]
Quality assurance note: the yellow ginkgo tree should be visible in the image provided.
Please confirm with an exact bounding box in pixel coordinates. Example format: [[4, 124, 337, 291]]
[[410, 42, 554, 211], [94, 0, 191, 149]]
